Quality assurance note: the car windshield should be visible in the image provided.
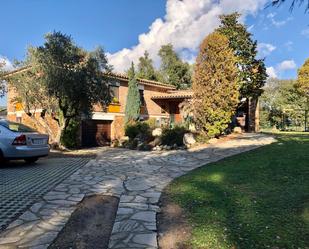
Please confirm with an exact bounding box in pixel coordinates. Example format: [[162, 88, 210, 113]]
[[0, 120, 36, 132]]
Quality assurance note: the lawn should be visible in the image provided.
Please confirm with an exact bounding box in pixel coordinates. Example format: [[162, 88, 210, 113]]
[[165, 133, 309, 249]]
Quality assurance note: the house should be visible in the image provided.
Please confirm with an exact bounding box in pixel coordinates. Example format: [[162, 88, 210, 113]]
[[5, 68, 194, 146], [5, 67, 259, 147], [81, 73, 194, 146]]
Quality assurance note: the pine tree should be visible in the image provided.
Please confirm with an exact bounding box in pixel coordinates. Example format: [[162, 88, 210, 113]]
[[158, 44, 192, 89], [217, 13, 267, 98], [193, 32, 239, 137], [125, 63, 141, 123], [136, 51, 158, 81]]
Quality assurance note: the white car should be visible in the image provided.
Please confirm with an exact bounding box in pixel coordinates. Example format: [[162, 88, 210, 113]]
[[0, 119, 49, 163]]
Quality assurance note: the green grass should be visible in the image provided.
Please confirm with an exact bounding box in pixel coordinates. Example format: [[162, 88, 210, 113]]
[[166, 133, 309, 249]]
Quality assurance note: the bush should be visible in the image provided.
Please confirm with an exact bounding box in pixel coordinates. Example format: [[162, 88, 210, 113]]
[[125, 122, 152, 142], [60, 119, 80, 149], [144, 118, 157, 129], [161, 126, 188, 146]]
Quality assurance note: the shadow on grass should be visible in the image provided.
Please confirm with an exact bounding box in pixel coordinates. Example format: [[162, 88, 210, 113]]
[[163, 134, 309, 249]]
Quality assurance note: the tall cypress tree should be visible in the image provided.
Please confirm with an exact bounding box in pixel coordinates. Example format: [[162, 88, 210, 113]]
[[217, 13, 267, 98], [193, 32, 239, 137], [125, 62, 141, 123]]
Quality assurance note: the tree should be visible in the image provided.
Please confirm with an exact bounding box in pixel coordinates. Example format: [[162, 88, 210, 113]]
[[297, 58, 309, 130], [217, 13, 267, 98], [7, 31, 111, 147], [125, 63, 141, 123], [193, 32, 239, 138], [260, 78, 307, 129], [297, 58, 309, 97], [136, 51, 158, 81], [270, 0, 309, 12], [158, 44, 192, 89], [0, 60, 6, 97]]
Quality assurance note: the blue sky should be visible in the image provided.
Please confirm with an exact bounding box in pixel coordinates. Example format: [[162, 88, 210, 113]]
[[0, 0, 308, 106]]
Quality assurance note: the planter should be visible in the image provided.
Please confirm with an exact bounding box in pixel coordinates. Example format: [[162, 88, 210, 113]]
[[108, 103, 121, 113]]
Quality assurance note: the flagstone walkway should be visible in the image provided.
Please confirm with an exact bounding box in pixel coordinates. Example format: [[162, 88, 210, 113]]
[[0, 133, 276, 249]]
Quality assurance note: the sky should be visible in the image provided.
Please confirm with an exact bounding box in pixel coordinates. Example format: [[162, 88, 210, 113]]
[[0, 0, 308, 106]]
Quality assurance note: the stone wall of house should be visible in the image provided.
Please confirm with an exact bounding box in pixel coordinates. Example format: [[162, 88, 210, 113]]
[[142, 85, 167, 116], [112, 116, 125, 140], [91, 80, 170, 117]]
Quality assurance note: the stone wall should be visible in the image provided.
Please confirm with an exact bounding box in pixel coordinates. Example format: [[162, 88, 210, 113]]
[[112, 116, 125, 140]]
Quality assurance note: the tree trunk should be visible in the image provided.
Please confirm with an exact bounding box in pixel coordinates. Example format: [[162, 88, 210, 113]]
[[54, 117, 71, 149]]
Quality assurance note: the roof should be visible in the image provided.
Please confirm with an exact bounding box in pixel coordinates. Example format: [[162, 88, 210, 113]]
[[105, 72, 176, 90], [3, 66, 176, 90], [151, 90, 193, 100]]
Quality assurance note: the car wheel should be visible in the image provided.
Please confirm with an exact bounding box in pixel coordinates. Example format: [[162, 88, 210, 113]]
[[24, 157, 39, 164], [0, 150, 7, 164]]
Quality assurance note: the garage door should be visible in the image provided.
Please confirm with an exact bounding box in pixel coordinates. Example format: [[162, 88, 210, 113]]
[[82, 120, 112, 147]]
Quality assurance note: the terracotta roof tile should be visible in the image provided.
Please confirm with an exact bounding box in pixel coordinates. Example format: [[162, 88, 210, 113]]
[[151, 90, 193, 100], [105, 72, 176, 89]]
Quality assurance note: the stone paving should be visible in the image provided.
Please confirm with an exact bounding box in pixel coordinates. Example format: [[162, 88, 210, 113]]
[[0, 158, 90, 232], [0, 133, 276, 249]]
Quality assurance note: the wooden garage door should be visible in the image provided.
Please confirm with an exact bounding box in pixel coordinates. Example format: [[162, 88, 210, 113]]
[[82, 120, 112, 147]]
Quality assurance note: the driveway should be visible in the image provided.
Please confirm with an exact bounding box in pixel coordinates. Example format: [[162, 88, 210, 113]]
[[0, 157, 91, 232], [0, 133, 276, 249]]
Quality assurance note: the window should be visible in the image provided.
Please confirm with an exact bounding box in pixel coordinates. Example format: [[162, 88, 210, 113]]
[[110, 86, 119, 103], [0, 120, 35, 132], [139, 90, 145, 106]]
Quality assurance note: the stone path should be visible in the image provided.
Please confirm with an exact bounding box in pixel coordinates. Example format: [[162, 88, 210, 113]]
[[0, 133, 276, 249]]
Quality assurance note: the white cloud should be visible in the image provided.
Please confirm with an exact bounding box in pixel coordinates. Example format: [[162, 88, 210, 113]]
[[266, 66, 277, 78], [277, 59, 297, 71], [257, 43, 276, 58], [0, 56, 14, 71], [301, 28, 309, 38], [108, 0, 268, 72], [266, 59, 297, 78], [267, 12, 293, 27]]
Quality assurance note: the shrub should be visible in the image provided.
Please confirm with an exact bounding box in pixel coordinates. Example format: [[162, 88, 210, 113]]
[[125, 122, 152, 142], [161, 126, 188, 146], [60, 119, 80, 149], [144, 118, 157, 129]]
